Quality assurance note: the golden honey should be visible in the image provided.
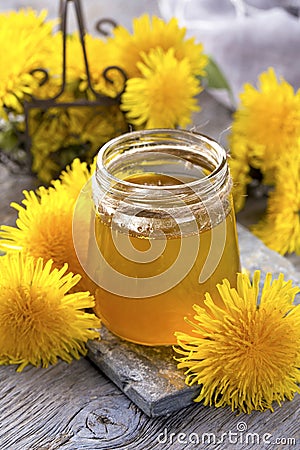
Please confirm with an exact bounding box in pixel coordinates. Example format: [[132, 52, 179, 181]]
[[93, 172, 240, 345]]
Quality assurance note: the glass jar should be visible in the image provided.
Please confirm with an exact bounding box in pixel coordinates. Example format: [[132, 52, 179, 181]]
[[89, 129, 240, 345]]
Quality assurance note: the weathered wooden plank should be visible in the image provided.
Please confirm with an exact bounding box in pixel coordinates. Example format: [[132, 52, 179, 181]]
[[0, 358, 299, 450], [87, 327, 199, 418]]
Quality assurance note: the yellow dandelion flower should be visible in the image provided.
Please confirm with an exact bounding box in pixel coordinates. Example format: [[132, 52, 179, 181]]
[[30, 104, 91, 183], [175, 271, 300, 414], [252, 150, 300, 255], [108, 14, 207, 78], [55, 157, 96, 200], [230, 67, 300, 183], [33, 156, 61, 186], [57, 33, 85, 85], [0, 253, 100, 372], [0, 186, 92, 292], [26, 31, 63, 101], [42, 32, 125, 98], [79, 105, 128, 158], [30, 103, 127, 183], [0, 9, 57, 115], [77, 34, 126, 97], [121, 48, 202, 129], [229, 137, 252, 212]]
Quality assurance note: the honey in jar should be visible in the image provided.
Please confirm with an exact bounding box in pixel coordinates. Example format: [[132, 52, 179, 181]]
[[89, 129, 240, 345]]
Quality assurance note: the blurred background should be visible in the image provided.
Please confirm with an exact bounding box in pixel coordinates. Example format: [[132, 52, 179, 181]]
[[2, 0, 300, 108], [1, 0, 300, 270], [0, 1, 160, 30]]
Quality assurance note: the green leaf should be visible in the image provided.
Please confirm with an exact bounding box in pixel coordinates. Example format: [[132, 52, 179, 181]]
[[0, 128, 19, 152], [200, 55, 235, 107]]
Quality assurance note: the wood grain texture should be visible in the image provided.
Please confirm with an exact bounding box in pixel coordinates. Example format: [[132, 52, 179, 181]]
[[87, 328, 199, 418], [0, 359, 299, 450]]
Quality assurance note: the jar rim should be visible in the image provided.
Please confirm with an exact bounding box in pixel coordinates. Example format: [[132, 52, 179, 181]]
[[96, 129, 227, 193]]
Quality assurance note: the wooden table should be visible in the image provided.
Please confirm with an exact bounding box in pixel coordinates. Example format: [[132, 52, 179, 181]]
[[0, 93, 299, 449]]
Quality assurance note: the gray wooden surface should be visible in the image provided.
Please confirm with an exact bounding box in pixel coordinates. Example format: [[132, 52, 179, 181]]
[[0, 92, 299, 449], [0, 356, 299, 450]]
